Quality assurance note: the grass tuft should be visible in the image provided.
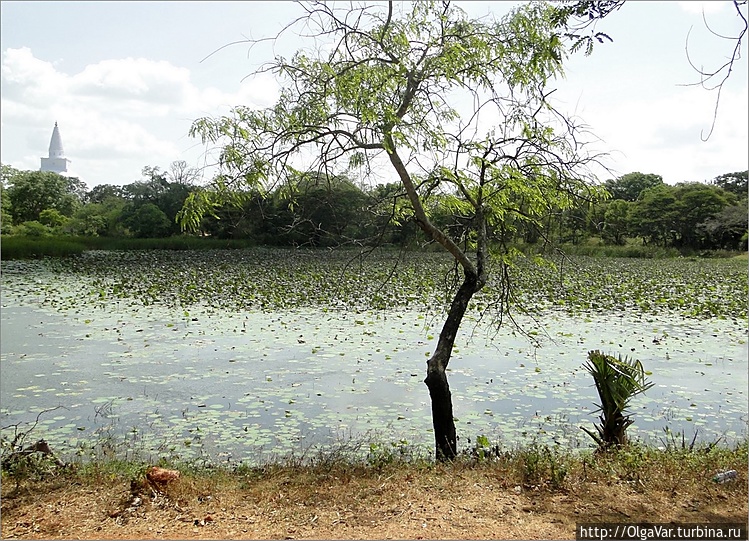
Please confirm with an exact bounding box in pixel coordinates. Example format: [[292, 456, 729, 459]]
[[5, 435, 745, 497], [1, 236, 86, 259]]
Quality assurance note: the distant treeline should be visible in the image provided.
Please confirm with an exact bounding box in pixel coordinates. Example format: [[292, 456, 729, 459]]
[[1, 163, 747, 253]]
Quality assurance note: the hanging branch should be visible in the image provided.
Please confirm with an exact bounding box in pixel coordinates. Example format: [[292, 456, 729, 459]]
[[682, 0, 748, 141]]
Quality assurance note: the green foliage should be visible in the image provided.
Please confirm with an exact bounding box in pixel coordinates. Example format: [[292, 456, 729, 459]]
[[672, 182, 734, 248], [4, 435, 746, 508], [121, 166, 195, 237], [0, 235, 86, 258], [604, 172, 663, 202], [552, 171, 743, 251], [180, 4, 614, 459], [183, 0, 607, 264], [87, 184, 124, 204], [521, 442, 570, 489], [15, 220, 50, 237], [699, 203, 749, 251], [464, 434, 505, 463], [69, 203, 115, 237], [125, 203, 173, 238], [710, 170, 748, 197], [628, 184, 679, 246], [273, 173, 370, 246], [177, 189, 222, 235], [601, 199, 630, 245], [4, 164, 737, 254], [582, 350, 654, 449], [1, 163, 17, 185], [1, 444, 63, 486], [38, 208, 69, 229], [5, 169, 84, 223], [366, 440, 422, 469], [0, 176, 13, 234], [583, 439, 747, 489]]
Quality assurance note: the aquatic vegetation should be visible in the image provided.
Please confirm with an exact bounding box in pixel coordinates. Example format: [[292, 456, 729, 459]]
[[2, 249, 745, 320], [1, 249, 746, 464]]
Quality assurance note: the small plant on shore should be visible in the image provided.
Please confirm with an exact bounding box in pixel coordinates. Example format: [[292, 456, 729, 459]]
[[582, 350, 654, 450], [469, 434, 500, 462], [1, 408, 67, 489], [366, 440, 421, 469], [522, 442, 570, 489]]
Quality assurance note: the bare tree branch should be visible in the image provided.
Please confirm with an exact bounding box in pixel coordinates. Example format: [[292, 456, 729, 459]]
[[682, 0, 748, 141]]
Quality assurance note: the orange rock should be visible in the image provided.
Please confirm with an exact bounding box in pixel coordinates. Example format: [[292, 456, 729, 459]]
[[146, 466, 180, 486]]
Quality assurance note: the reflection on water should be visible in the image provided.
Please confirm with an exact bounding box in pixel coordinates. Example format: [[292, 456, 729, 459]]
[[1, 294, 747, 464]]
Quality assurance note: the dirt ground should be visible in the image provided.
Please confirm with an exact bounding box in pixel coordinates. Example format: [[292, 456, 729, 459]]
[[2, 463, 747, 540]]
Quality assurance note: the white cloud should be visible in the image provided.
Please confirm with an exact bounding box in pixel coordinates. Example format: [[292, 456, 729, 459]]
[[578, 84, 748, 183], [1, 47, 68, 105], [677, 1, 727, 15], [71, 57, 192, 104], [0, 47, 282, 186], [183, 73, 279, 117]]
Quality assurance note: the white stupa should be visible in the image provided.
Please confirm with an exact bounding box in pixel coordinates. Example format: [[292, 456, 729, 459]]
[[40, 122, 72, 175]]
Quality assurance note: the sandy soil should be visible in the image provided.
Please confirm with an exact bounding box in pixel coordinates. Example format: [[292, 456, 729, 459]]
[[2, 464, 746, 540]]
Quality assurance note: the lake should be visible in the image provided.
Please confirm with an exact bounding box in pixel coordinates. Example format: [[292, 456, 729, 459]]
[[1, 251, 746, 464]]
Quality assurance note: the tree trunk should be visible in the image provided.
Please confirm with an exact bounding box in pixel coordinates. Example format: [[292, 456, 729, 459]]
[[425, 271, 479, 461], [383, 140, 486, 461]]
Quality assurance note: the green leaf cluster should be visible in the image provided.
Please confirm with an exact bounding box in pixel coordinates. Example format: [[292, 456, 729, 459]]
[[582, 350, 654, 449]]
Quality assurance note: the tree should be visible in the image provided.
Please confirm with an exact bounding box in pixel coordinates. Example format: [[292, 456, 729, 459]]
[[601, 199, 630, 245], [0, 168, 13, 234], [1, 164, 17, 185], [87, 184, 125, 204], [195, 187, 265, 240], [699, 203, 748, 250], [628, 184, 678, 246], [5, 170, 84, 224], [123, 203, 172, 238], [604, 172, 663, 202], [553, 201, 595, 245], [710, 170, 748, 197], [274, 173, 370, 246], [38, 208, 68, 229], [69, 196, 127, 237], [168, 160, 200, 186], [671, 182, 733, 248], [363, 182, 420, 246], [121, 166, 195, 236], [15, 220, 50, 237], [182, 1, 616, 460]]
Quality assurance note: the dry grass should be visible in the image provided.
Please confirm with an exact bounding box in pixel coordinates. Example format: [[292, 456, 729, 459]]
[[2, 442, 747, 540]]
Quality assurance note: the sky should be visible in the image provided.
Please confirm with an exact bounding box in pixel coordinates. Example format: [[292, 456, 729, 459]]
[[1, 1, 747, 189]]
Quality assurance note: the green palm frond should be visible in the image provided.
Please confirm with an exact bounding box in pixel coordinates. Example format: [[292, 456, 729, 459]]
[[582, 350, 654, 449]]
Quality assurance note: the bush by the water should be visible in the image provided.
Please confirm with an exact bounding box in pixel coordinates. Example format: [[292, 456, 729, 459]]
[[1, 235, 257, 259]]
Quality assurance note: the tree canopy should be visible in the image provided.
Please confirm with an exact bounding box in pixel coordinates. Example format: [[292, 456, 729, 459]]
[[2, 168, 85, 224], [180, 0, 624, 460]]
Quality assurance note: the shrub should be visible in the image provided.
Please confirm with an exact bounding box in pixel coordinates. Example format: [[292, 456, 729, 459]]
[[582, 350, 654, 450], [15, 221, 50, 237], [0, 236, 85, 258]]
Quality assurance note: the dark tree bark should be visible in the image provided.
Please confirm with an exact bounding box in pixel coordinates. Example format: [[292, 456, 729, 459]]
[[425, 270, 480, 460], [183, 0, 614, 463], [386, 139, 488, 460]]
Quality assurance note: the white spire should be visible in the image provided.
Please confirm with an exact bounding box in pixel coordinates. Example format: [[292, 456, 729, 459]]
[[48, 121, 65, 158], [41, 122, 71, 174]]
